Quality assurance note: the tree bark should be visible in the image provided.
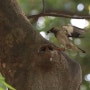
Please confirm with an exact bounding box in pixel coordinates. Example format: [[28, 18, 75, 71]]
[[0, 0, 82, 90]]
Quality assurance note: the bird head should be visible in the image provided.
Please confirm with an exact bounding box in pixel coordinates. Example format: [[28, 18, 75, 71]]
[[62, 24, 72, 30], [47, 27, 59, 35]]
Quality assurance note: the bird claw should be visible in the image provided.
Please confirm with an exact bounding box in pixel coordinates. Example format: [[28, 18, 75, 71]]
[[56, 47, 65, 51], [38, 44, 65, 53]]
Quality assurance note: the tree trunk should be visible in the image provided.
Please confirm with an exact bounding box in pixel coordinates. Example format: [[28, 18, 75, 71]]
[[0, 0, 82, 90]]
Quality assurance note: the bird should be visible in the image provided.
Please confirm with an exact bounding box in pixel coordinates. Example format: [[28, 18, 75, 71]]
[[62, 24, 85, 38], [47, 27, 85, 53]]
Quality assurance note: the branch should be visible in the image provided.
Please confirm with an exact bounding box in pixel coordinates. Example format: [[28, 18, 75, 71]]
[[28, 11, 90, 19]]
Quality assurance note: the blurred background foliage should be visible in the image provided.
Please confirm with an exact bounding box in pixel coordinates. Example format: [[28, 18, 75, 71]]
[[17, 0, 90, 90], [1, 0, 90, 90]]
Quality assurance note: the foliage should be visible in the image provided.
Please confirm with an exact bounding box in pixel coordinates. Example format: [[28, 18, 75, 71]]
[[0, 74, 16, 90]]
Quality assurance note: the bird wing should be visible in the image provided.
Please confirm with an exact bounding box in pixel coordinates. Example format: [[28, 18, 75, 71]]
[[73, 26, 85, 34]]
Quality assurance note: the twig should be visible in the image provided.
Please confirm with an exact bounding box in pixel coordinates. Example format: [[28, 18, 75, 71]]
[[27, 12, 90, 19]]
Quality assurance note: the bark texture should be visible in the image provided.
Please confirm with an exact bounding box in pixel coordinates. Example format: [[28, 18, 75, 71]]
[[0, 0, 82, 90]]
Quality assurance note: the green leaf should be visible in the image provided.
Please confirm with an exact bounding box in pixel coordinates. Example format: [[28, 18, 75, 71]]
[[3, 81, 16, 90], [0, 74, 5, 81], [0, 87, 4, 90]]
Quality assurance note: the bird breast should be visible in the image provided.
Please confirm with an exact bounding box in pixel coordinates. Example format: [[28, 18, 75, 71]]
[[56, 31, 70, 46]]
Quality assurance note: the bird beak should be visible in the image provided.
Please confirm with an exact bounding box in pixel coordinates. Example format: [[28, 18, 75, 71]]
[[46, 27, 55, 35], [46, 30, 51, 35]]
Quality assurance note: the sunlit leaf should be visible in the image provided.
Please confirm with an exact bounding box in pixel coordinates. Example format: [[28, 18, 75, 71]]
[[3, 81, 16, 90], [0, 87, 4, 90]]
